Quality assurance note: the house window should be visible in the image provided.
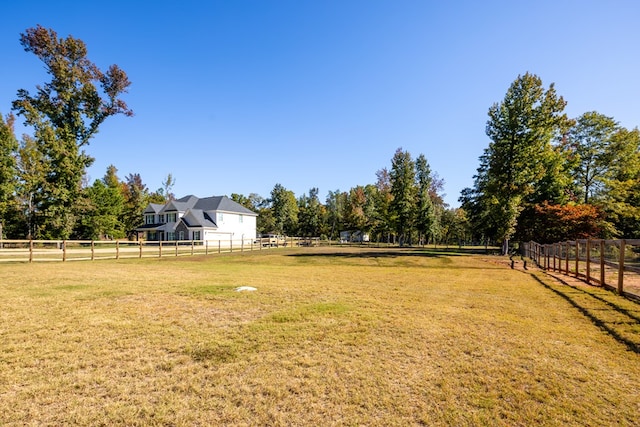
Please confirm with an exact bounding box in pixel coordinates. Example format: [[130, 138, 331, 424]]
[[145, 214, 155, 224], [179, 231, 184, 240], [239, 214, 243, 223], [159, 214, 165, 223], [193, 231, 201, 240], [147, 231, 157, 240], [167, 232, 175, 241], [167, 213, 177, 222], [218, 213, 224, 223]]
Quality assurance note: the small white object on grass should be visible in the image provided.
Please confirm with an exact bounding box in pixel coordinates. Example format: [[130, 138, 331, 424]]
[[235, 286, 257, 292]]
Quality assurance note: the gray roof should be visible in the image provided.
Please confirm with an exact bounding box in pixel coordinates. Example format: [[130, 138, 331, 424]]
[[143, 203, 164, 214], [194, 196, 257, 215], [160, 195, 199, 213], [181, 209, 217, 228]]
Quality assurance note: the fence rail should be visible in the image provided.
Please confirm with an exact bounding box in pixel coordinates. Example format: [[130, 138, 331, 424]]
[[524, 239, 640, 300], [0, 237, 323, 263]]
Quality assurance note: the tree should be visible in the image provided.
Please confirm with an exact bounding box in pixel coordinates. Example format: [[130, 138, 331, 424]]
[[474, 73, 569, 251], [374, 168, 394, 242], [270, 184, 298, 235], [415, 154, 437, 245], [11, 25, 132, 238], [0, 113, 18, 236], [520, 202, 605, 243], [600, 127, 640, 237], [297, 188, 324, 237], [120, 173, 150, 239], [389, 148, 416, 245], [78, 179, 125, 240], [562, 112, 619, 203], [325, 189, 346, 240], [160, 173, 176, 202]]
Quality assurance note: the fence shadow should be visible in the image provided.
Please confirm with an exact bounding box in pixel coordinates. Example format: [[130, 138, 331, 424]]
[[530, 273, 640, 354]]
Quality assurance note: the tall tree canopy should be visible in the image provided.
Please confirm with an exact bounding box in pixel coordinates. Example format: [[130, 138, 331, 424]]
[[270, 183, 298, 235], [0, 114, 18, 232], [562, 111, 619, 203], [471, 73, 570, 250], [11, 25, 132, 238], [389, 148, 416, 245]]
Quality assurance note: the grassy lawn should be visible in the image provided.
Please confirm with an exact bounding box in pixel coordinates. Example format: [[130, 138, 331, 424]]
[[1, 247, 639, 426]]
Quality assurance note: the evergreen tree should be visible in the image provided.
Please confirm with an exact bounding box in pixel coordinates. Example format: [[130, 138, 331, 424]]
[[415, 154, 437, 245], [120, 173, 150, 239], [389, 148, 416, 245]]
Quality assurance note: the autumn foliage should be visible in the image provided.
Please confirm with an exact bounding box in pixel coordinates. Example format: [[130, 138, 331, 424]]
[[518, 202, 604, 243]]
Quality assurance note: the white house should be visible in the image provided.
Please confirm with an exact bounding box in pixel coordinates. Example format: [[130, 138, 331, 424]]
[[136, 195, 257, 243]]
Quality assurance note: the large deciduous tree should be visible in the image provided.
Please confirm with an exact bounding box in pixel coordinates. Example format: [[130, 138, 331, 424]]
[[562, 111, 620, 203], [77, 166, 126, 240], [297, 188, 324, 237], [601, 127, 640, 237], [474, 73, 569, 252], [11, 25, 132, 238], [270, 183, 298, 235]]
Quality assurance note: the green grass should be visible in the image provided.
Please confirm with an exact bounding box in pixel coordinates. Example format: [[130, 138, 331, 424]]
[[1, 247, 639, 426]]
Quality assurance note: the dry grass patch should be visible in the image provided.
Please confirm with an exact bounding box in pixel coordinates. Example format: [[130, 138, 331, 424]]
[[0, 247, 639, 425]]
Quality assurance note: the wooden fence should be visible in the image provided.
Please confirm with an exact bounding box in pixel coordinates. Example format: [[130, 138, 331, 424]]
[[0, 237, 322, 263], [524, 239, 640, 300]]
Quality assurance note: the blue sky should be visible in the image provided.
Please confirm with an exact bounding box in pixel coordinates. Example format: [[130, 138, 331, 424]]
[[2, 1, 639, 207]]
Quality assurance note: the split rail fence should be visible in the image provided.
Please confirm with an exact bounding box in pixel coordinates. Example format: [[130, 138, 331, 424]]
[[525, 239, 640, 300], [0, 237, 320, 263]]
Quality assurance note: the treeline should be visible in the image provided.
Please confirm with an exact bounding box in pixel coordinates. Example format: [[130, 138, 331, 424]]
[[0, 25, 465, 244], [231, 148, 465, 244], [461, 73, 640, 249]]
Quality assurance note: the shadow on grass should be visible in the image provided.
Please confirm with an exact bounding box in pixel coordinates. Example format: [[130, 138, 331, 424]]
[[287, 247, 497, 259], [531, 274, 640, 354]]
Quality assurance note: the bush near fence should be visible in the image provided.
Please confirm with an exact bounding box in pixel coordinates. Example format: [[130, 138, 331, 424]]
[[525, 239, 640, 301]]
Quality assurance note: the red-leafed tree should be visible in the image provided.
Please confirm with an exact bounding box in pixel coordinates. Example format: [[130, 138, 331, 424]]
[[517, 202, 605, 243]]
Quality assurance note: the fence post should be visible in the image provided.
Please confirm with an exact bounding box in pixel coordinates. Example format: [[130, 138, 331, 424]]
[[62, 240, 67, 262], [618, 239, 626, 294], [91, 240, 95, 261], [29, 239, 33, 263], [191, 240, 194, 256], [205, 240, 209, 255], [159, 241, 162, 258], [241, 238, 244, 253], [230, 237, 233, 253], [545, 245, 550, 270], [600, 240, 605, 286], [139, 240, 143, 258], [564, 242, 569, 274], [175, 240, 178, 257], [574, 241, 580, 278], [585, 239, 591, 284], [218, 240, 221, 254], [116, 240, 120, 260]]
